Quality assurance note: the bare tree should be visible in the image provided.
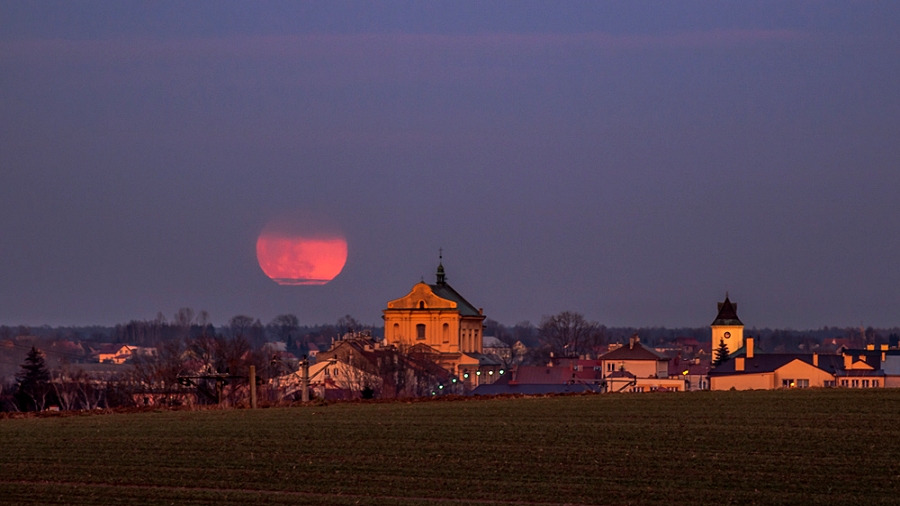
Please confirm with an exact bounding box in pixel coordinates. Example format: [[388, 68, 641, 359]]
[[268, 314, 299, 347], [51, 369, 80, 411], [336, 315, 361, 336], [538, 311, 601, 358], [228, 315, 255, 339], [174, 307, 195, 340], [74, 370, 104, 410], [129, 338, 188, 405]]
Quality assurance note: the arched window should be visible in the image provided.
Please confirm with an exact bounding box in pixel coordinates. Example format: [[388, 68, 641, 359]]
[[393, 323, 400, 340], [416, 324, 426, 340], [418, 301, 425, 309]]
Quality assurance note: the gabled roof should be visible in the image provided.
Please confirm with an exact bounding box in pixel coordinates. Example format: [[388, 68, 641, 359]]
[[712, 296, 743, 326], [429, 282, 482, 317], [385, 262, 484, 318], [482, 336, 508, 348], [598, 341, 668, 362], [513, 366, 574, 384], [709, 353, 843, 376]]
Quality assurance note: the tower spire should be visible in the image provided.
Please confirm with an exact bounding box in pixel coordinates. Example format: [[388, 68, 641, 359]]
[[436, 248, 446, 284]]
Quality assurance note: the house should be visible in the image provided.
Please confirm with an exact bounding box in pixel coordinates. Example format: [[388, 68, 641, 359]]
[[483, 336, 511, 363], [316, 332, 458, 397], [708, 338, 900, 390], [96, 344, 133, 364], [277, 359, 383, 400], [305, 342, 320, 359], [94, 344, 157, 364], [382, 258, 500, 389], [709, 337, 843, 389], [598, 336, 684, 393], [669, 355, 711, 391], [833, 345, 896, 388]]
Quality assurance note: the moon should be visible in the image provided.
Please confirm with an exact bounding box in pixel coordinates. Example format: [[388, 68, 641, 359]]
[[256, 225, 348, 286]]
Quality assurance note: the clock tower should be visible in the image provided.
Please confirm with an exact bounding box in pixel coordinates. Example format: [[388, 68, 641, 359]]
[[711, 295, 743, 357]]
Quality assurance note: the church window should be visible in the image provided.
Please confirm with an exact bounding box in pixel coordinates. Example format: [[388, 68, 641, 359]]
[[442, 323, 449, 343], [416, 324, 426, 340], [393, 323, 400, 339], [418, 301, 425, 309]]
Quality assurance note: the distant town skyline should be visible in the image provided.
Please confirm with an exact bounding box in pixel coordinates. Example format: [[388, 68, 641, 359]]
[[2, 2, 899, 329]]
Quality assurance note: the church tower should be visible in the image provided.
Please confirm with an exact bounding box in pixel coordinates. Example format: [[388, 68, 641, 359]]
[[711, 295, 744, 357]]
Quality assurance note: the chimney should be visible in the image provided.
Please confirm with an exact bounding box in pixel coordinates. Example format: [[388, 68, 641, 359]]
[[746, 336, 754, 359], [812, 353, 818, 367], [735, 357, 745, 371], [479, 308, 483, 315], [629, 334, 639, 349]]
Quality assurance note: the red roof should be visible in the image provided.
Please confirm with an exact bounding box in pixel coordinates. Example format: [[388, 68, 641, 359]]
[[513, 366, 573, 384], [599, 341, 667, 361]]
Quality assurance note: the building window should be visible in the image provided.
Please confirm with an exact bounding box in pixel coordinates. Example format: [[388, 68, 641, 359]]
[[873, 380, 880, 387], [418, 301, 425, 309], [852, 379, 859, 388], [796, 379, 809, 388], [824, 380, 835, 387], [393, 323, 400, 340], [841, 379, 848, 387], [442, 323, 449, 343], [862, 380, 870, 388], [416, 324, 426, 340], [782, 379, 795, 388]]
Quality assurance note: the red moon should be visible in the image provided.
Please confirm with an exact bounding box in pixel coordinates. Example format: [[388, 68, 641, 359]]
[[256, 233, 348, 285]]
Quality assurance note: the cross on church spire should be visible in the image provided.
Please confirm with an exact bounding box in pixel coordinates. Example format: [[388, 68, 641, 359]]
[[436, 248, 446, 284]]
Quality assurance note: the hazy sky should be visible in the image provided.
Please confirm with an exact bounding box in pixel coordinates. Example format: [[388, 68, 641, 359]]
[[2, 2, 899, 329]]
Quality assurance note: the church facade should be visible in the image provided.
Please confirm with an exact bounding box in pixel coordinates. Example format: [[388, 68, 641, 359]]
[[382, 261, 500, 388]]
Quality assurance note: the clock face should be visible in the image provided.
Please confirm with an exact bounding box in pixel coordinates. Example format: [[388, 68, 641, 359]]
[[723, 332, 731, 338]]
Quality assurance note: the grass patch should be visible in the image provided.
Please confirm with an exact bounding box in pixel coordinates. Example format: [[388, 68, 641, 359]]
[[2, 390, 900, 505]]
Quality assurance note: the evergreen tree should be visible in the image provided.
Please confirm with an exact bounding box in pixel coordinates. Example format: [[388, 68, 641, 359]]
[[15, 347, 52, 411], [712, 339, 730, 368]]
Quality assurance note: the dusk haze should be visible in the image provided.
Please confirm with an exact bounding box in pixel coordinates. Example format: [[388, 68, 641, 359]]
[[2, 3, 899, 328]]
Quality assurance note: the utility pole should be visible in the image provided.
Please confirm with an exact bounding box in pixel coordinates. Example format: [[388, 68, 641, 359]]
[[300, 356, 310, 402], [249, 365, 257, 409]]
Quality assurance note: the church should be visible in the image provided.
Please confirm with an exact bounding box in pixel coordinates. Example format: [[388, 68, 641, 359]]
[[711, 294, 744, 356], [382, 259, 501, 388]]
